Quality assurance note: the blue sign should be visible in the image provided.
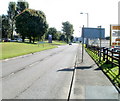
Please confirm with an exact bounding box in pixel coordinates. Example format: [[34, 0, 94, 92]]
[[82, 27, 105, 39], [48, 35, 52, 43]]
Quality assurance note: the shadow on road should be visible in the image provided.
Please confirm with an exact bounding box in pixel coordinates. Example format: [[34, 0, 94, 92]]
[[57, 68, 74, 72], [75, 66, 92, 70], [94, 67, 101, 70]]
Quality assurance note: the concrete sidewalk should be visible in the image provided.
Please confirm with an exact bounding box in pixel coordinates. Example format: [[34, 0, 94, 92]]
[[70, 44, 119, 100]]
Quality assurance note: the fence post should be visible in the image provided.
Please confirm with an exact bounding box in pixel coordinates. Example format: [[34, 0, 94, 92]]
[[118, 52, 120, 75], [97, 47, 99, 55], [97, 47, 99, 57], [95, 46, 98, 55], [103, 47, 105, 61], [111, 49, 113, 68], [106, 48, 108, 64], [99, 47, 101, 62], [105, 48, 107, 60]]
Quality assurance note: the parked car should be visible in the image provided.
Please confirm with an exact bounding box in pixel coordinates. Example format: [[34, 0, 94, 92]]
[[3, 38, 11, 42], [114, 46, 120, 52], [109, 46, 120, 51], [10, 40, 17, 42], [16, 38, 22, 42], [109, 46, 120, 57], [10, 38, 22, 42]]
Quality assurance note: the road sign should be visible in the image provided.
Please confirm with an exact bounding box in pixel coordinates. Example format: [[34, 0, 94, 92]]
[[48, 35, 52, 43], [110, 25, 120, 46], [81, 27, 105, 39]]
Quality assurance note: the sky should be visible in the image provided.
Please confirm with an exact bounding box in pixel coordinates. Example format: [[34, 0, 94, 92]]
[[0, 0, 120, 37]]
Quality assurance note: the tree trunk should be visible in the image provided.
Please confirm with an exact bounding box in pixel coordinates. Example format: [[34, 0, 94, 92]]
[[5, 31, 8, 39], [38, 36, 40, 41], [67, 35, 69, 44], [29, 37, 32, 43], [33, 37, 35, 43], [22, 36, 25, 42], [11, 19, 14, 40]]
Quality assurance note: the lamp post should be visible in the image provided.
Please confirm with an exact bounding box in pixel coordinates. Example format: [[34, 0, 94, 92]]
[[80, 12, 89, 27], [80, 12, 89, 48], [98, 26, 102, 48], [80, 12, 89, 62], [98, 25, 102, 62], [82, 25, 84, 62]]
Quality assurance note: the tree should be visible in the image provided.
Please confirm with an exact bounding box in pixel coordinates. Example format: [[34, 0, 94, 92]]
[[15, 9, 48, 43], [17, 0, 29, 14], [56, 31, 63, 41], [8, 2, 17, 39], [70, 35, 74, 42], [7, 1, 29, 40], [59, 34, 66, 41], [62, 21, 74, 43], [46, 27, 58, 40], [2, 15, 10, 39]]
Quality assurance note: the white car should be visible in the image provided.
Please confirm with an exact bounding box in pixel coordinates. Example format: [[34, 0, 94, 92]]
[[17, 38, 22, 42]]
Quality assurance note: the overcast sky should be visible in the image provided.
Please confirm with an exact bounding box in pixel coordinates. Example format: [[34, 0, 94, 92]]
[[1, 0, 119, 37]]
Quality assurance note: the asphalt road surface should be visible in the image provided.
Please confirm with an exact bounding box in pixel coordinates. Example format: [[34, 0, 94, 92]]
[[2, 44, 79, 99]]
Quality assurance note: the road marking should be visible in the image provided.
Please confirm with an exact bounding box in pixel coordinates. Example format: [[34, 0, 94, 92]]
[[2, 48, 66, 79]]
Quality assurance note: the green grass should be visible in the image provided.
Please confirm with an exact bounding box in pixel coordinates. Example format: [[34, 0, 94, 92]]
[[45, 40, 67, 45], [86, 48, 120, 87], [1, 41, 66, 60]]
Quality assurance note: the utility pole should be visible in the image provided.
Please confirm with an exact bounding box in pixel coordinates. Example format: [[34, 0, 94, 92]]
[[82, 25, 84, 62], [80, 12, 89, 27], [98, 25, 102, 62], [80, 12, 89, 47]]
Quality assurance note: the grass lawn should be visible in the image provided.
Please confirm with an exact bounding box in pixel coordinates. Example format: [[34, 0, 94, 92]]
[[45, 40, 67, 45], [1, 41, 66, 60], [85, 48, 120, 87]]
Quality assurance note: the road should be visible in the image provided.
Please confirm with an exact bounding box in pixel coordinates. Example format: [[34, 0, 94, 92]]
[[2, 44, 78, 99]]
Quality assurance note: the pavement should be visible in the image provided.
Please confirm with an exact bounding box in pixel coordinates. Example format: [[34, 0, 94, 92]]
[[70, 44, 119, 100]]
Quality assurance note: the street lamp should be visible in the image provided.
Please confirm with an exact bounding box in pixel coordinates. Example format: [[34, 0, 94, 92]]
[[81, 25, 84, 62], [98, 25, 102, 48], [98, 25, 102, 62], [80, 12, 89, 27], [80, 12, 89, 62], [80, 12, 89, 48]]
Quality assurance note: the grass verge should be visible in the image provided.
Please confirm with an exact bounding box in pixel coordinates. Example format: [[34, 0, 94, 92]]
[[45, 40, 67, 45], [1, 41, 66, 60], [85, 48, 120, 89]]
